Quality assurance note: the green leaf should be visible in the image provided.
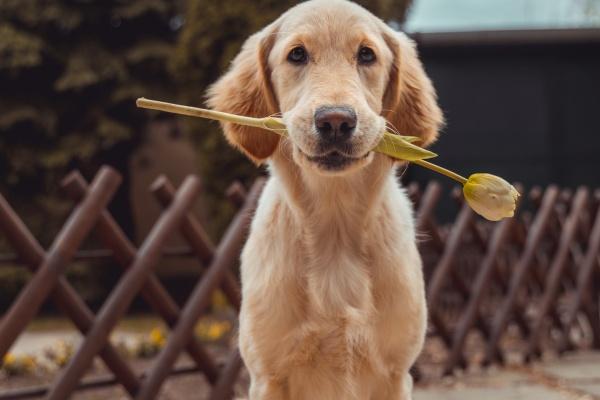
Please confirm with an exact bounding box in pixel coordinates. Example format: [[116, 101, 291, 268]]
[[375, 133, 437, 161]]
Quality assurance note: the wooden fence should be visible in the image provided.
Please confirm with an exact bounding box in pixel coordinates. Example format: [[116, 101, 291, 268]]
[[0, 166, 598, 399], [410, 182, 600, 377]]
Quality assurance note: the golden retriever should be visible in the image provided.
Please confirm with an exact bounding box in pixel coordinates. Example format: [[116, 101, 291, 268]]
[[208, 1, 443, 398]]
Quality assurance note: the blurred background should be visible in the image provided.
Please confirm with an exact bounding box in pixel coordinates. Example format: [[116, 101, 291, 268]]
[[0, 0, 600, 310], [1, 0, 599, 353], [1, 0, 600, 312], [1, 1, 600, 397], [0, 0, 419, 312]]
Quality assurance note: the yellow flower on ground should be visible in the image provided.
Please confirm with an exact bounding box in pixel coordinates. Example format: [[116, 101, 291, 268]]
[[149, 327, 166, 347], [22, 355, 36, 371], [2, 353, 36, 376], [463, 173, 520, 221], [3, 353, 15, 365], [211, 290, 229, 312], [132, 327, 167, 358], [44, 340, 74, 368], [195, 320, 232, 341]]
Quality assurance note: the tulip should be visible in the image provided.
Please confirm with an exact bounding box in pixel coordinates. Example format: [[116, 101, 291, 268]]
[[463, 173, 520, 221], [413, 161, 519, 221], [136, 98, 519, 221], [136, 98, 436, 162]]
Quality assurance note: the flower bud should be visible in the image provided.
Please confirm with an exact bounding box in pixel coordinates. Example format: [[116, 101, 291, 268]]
[[463, 173, 519, 221]]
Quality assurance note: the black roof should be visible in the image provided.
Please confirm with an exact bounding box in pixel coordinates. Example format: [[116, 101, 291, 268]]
[[410, 28, 600, 48]]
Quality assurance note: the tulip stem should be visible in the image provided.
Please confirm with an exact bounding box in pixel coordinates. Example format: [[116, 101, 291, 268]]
[[136, 98, 285, 132], [137, 97, 437, 162], [413, 159, 468, 185]]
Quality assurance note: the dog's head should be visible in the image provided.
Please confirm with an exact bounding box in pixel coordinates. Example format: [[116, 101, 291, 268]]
[[208, 0, 443, 175]]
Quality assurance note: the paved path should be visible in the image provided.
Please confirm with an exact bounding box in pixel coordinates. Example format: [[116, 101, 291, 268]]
[[8, 326, 600, 399], [416, 352, 600, 400]]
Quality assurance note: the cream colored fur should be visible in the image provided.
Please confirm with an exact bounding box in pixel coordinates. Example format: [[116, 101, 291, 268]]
[[207, 1, 443, 399]]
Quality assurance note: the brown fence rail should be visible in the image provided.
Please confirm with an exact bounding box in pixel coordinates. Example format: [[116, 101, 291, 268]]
[[0, 167, 598, 399], [0, 166, 263, 400], [411, 182, 600, 378]]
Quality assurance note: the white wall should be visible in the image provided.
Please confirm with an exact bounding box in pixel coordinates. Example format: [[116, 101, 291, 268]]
[[405, 0, 600, 32]]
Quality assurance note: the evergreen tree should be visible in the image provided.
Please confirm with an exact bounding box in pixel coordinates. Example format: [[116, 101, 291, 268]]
[[0, 0, 413, 308], [0, 0, 412, 241], [0, 0, 183, 241]]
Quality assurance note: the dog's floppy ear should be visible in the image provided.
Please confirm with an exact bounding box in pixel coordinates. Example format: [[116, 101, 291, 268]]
[[207, 23, 279, 164], [382, 30, 444, 147]]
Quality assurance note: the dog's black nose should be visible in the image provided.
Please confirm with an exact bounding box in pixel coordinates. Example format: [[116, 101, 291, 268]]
[[314, 106, 357, 143]]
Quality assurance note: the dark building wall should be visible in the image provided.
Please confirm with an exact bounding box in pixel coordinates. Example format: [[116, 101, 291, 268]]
[[406, 30, 600, 195]]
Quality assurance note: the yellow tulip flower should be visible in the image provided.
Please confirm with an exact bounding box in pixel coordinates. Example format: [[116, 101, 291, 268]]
[[463, 174, 520, 221], [136, 98, 519, 221], [414, 160, 519, 221]]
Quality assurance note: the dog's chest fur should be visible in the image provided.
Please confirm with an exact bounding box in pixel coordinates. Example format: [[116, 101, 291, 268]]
[[238, 163, 427, 396]]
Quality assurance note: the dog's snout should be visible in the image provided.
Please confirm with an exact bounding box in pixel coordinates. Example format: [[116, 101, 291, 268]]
[[314, 106, 357, 143]]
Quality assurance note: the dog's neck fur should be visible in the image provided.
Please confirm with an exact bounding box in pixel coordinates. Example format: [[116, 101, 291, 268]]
[[270, 149, 398, 316], [272, 152, 394, 228]]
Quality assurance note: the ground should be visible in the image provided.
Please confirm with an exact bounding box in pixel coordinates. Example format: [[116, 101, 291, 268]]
[[415, 352, 600, 400], [2, 318, 599, 399]]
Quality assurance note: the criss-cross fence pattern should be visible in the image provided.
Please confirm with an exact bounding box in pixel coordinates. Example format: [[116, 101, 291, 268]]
[[0, 166, 264, 400], [410, 182, 600, 377], [0, 168, 599, 399]]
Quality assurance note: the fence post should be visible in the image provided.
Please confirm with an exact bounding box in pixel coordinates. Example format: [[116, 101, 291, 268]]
[[46, 176, 202, 400], [558, 198, 600, 351], [151, 176, 242, 310], [525, 187, 589, 360], [444, 217, 514, 374], [0, 167, 121, 360], [0, 193, 140, 395], [485, 186, 559, 364], [61, 171, 220, 383], [135, 178, 265, 400], [426, 203, 475, 357]]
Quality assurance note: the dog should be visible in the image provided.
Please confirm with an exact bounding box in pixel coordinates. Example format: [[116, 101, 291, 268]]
[[208, 1, 443, 398]]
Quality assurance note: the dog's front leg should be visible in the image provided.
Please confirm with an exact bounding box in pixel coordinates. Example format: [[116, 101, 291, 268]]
[[248, 375, 287, 400], [399, 373, 414, 400], [369, 371, 414, 400]]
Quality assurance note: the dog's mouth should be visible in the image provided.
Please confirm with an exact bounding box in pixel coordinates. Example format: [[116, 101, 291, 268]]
[[303, 150, 370, 171]]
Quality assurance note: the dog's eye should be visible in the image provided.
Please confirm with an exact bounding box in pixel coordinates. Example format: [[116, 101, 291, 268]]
[[358, 47, 376, 65], [287, 46, 308, 64]]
